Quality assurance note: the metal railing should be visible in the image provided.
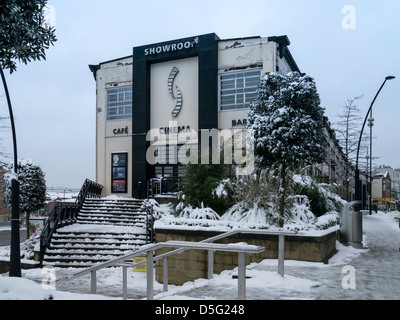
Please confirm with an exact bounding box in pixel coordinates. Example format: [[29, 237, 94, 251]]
[[144, 204, 155, 244], [76, 179, 103, 208], [57, 228, 297, 300], [59, 240, 265, 300], [39, 179, 103, 265]]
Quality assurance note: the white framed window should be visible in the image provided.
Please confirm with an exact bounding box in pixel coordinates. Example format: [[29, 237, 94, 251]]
[[219, 69, 261, 111], [106, 86, 132, 120]]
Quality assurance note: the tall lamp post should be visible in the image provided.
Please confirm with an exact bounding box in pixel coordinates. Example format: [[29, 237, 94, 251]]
[[355, 76, 395, 210], [368, 115, 374, 215], [0, 68, 21, 277]]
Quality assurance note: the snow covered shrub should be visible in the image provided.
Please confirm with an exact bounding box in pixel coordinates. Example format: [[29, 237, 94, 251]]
[[247, 72, 326, 226], [179, 205, 220, 220], [143, 199, 175, 220], [221, 202, 270, 226], [247, 72, 326, 171], [231, 170, 271, 211], [223, 169, 294, 227], [314, 212, 340, 230], [318, 183, 346, 213], [179, 160, 233, 215], [289, 195, 316, 224], [292, 175, 344, 217], [4, 159, 46, 238]]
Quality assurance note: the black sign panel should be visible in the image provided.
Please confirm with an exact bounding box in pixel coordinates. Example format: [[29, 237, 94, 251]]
[[112, 153, 128, 193], [132, 33, 220, 199]]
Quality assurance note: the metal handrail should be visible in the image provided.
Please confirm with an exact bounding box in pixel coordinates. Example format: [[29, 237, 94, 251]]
[[154, 228, 297, 283], [58, 228, 297, 300], [60, 240, 265, 300], [39, 202, 78, 264], [76, 179, 104, 208]]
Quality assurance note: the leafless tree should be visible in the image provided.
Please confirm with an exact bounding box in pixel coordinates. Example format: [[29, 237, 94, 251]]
[[334, 96, 371, 200]]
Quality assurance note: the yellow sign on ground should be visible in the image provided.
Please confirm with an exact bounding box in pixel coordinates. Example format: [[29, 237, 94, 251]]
[[133, 256, 147, 273]]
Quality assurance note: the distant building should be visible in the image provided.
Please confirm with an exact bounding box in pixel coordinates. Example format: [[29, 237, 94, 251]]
[[374, 166, 400, 200], [372, 170, 396, 210], [314, 117, 354, 201]]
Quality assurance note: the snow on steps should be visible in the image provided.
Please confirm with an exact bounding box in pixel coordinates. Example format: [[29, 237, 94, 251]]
[[42, 198, 150, 268], [77, 198, 147, 227]]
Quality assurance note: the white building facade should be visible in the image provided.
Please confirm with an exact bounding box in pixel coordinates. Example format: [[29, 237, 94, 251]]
[[89, 33, 300, 198]]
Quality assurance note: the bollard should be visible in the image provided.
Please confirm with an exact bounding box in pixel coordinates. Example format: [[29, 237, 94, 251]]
[[163, 257, 168, 292], [91, 270, 97, 294], [208, 250, 214, 280], [278, 234, 285, 277], [147, 250, 154, 300], [237, 252, 246, 300], [123, 266, 127, 300]]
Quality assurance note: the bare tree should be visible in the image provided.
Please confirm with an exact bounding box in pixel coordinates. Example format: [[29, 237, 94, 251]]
[[335, 96, 370, 200]]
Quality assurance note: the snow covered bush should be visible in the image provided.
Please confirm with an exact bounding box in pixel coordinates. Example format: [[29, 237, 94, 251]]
[[4, 159, 46, 238], [155, 173, 343, 232], [143, 199, 175, 220], [221, 202, 272, 227], [248, 72, 326, 170], [231, 170, 271, 209], [292, 175, 345, 217], [225, 169, 292, 226], [314, 212, 340, 230], [289, 195, 316, 224], [178, 160, 233, 215], [179, 205, 220, 220], [247, 72, 326, 226]]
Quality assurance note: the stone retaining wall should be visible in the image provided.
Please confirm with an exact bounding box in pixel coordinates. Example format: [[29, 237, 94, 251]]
[[0, 260, 40, 274], [155, 228, 338, 285]]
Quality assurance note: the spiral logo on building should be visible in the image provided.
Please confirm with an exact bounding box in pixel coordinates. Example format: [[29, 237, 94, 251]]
[[168, 67, 183, 118]]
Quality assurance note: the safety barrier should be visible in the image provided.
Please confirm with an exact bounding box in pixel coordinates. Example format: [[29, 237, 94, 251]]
[[57, 228, 296, 300]]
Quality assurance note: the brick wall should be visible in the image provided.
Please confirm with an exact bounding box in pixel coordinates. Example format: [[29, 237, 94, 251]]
[[155, 228, 337, 285]]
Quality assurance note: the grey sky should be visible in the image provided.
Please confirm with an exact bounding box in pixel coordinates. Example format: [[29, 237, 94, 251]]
[[0, 0, 398, 188]]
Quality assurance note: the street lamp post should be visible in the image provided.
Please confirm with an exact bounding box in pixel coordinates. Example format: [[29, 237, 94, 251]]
[[0, 68, 21, 277], [368, 115, 374, 215], [355, 76, 395, 210]]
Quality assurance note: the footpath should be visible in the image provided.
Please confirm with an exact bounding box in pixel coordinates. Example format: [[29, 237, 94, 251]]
[[1, 211, 400, 301]]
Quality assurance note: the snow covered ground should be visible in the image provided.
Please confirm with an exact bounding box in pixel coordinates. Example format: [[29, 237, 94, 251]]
[[0, 242, 358, 301], [1, 210, 399, 300]]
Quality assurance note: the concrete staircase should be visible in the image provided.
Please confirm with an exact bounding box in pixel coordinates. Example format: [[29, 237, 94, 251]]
[[42, 198, 151, 268]]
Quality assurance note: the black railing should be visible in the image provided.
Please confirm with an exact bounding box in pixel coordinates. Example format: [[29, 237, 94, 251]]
[[145, 204, 155, 244], [39, 179, 103, 265], [76, 178, 103, 208]]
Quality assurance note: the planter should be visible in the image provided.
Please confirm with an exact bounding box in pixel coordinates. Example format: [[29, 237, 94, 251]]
[[154, 227, 337, 285]]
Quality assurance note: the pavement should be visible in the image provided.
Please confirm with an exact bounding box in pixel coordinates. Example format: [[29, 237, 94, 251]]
[[157, 211, 400, 300], [0, 229, 27, 246], [5, 211, 400, 300]]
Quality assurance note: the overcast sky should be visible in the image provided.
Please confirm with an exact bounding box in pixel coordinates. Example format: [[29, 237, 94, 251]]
[[0, 0, 399, 188]]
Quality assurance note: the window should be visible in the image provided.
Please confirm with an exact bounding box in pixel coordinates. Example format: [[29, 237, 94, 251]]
[[106, 86, 132, 120], [219, 69, 261, 111]]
